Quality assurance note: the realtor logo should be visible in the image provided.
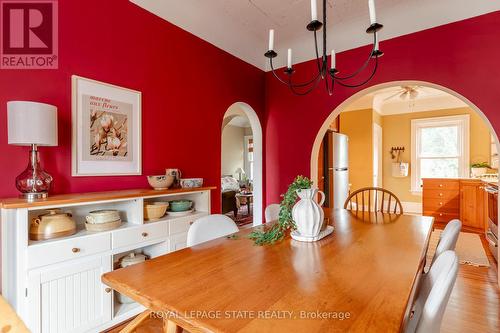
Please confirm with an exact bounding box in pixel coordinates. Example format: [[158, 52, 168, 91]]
[[1, 0, 58, 69]]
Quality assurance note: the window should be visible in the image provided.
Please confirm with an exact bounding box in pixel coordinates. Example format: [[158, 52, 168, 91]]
[[411, 115, 469, 193], [244, 136, 254, 180]]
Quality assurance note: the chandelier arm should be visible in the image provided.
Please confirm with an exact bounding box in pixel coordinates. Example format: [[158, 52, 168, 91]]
[[333, 32, 377, 81], [270, 57, 321, 88], [321, 0, 328, 78], [289, 76, 323, 95], [313, 30, 323, 75], [334, 56, 379, 88], [269, 60, 294, 86]]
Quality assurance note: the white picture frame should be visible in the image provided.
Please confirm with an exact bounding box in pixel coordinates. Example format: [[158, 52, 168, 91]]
[[71, 75, 142, 176]]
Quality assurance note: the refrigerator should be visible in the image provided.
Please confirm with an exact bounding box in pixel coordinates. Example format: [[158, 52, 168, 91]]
[[331, 133, 349, 209]]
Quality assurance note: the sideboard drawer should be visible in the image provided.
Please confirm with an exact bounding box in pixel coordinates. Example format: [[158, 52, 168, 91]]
[[423, 189, 459, 200], [423, 211, 460, 223], [422, 179, 460, 190], [27, 233, 111, 269], [113, 222, 167, 249]]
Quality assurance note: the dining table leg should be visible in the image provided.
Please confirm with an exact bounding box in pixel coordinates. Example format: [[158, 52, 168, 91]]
[[163, 318, 182, 333]]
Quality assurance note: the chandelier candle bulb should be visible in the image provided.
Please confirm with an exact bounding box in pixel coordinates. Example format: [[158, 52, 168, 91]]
[[375, 34, 380, 51], [331, 49, 336, 69], [368, 0, 377, 25], [311, 0, 318, 22], [287, 48, 293, 69], [268, 29, 275, 51]]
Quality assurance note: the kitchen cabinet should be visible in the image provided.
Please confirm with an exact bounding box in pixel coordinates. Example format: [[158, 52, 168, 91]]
[[460, 179, 486, 231], [422, 178, 486, 232]]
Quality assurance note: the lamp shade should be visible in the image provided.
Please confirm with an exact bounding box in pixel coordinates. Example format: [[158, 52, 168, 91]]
[[234, 167, 245, 175], [7, 101, 58, 146]]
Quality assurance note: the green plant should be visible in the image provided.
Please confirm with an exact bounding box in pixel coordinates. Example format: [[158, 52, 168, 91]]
[[249, 175, 312, 245], [471, 162, 490, 168]]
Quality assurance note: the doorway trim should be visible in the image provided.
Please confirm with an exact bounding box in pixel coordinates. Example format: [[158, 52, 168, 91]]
[[223, 102, 263, 226]]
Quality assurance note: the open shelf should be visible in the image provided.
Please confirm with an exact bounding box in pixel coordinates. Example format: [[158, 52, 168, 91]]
[[28, 222, 133, 246], [114, 299, 143, 318], [145, 210, 208, 224]]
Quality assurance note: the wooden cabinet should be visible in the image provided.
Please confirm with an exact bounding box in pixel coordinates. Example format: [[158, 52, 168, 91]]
[[422, 179, 460, 223], [1, 187, 214, 333], [27, 257, 112, 333], [422, 178, 486, 231], [459, 179, 486, 231]]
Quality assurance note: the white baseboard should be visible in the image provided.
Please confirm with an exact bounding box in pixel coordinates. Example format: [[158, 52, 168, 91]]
[[401, 201, 422, 214]]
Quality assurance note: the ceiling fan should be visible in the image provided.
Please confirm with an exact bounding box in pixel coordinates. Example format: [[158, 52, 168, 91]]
[[383, 86, 421, 102]]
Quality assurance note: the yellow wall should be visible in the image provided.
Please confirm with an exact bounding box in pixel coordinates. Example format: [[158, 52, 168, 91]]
[[382, 107, 491, 203], [339, 109, 374, 192]]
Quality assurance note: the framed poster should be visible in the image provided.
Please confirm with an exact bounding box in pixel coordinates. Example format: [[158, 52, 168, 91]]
[[72, 75, 142, 176]]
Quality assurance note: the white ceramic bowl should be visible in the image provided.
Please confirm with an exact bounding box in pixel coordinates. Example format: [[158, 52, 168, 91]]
[[180, 178, 203, 188], [147, 175, 174, 190]]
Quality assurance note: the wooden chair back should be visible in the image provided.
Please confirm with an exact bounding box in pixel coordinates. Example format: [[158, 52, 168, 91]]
[[344, 187, 403, 214]]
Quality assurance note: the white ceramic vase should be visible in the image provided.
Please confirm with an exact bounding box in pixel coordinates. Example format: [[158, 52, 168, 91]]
[[292, 188, 325, 238]]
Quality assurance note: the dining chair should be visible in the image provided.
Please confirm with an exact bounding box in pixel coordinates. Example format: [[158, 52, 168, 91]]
[[344, 187, 403, 214], [405, 250, 459, 333], [431, 219, 462, 266], [187, 214, 239, 246], [265, 203, 280, 222]]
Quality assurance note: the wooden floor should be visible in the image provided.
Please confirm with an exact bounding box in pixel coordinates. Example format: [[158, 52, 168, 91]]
[[105, 232, 499, 333], [440, 234, 499, 333]]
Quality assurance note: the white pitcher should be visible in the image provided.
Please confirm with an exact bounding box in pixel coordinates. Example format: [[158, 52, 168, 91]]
[[292, 188, 325, 237]]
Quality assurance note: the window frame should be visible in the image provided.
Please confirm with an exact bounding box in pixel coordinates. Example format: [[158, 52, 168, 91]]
[[243, 135, 254, 180], [410, 114, 470, 193]]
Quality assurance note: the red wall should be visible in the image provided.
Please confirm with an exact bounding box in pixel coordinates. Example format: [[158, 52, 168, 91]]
[[0, 0, 265, 212], [265, 11, 500, 204]]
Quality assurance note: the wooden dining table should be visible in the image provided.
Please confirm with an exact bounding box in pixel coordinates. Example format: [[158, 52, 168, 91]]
[[102, 209, 434, 333]]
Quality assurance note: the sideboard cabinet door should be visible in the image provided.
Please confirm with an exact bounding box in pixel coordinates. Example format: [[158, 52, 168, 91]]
[[28, 256, 112, 333]]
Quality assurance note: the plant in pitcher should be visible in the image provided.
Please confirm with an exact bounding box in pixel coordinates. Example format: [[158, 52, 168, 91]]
[[249, 176, 325, 245]]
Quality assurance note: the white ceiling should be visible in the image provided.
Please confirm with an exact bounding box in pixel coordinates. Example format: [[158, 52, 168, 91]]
[[228, 116, 251, 127], [343, 85, 468, 115], [131, 0, 500, 70]]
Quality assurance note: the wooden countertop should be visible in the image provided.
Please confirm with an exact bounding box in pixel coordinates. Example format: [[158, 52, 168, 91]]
[[0, 187, 217, 209], [102, 209, 434, 333]]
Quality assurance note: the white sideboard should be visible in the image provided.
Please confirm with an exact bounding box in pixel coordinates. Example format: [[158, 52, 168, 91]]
[[0, 187, 214, 333]]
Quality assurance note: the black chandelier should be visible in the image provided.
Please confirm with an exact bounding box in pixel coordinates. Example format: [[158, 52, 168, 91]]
[[265, 0, 384, 96]]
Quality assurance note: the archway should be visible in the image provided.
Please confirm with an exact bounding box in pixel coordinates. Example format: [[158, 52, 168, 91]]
[[310, 80, 500, 187], [222, 102, 263, 226]]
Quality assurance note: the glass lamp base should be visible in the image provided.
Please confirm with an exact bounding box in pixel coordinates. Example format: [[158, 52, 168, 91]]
[[16, 146, 53, 200]]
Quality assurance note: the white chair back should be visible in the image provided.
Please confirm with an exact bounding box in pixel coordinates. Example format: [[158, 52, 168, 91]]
[[432, 219, 461, 265], [187, 214, 239, 247], [265, 204, 280, 222], [405, 250, 459, 333]]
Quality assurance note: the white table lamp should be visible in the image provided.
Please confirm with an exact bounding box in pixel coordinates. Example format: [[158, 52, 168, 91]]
[[8, 101, 58, 200], [234, 167, 245, 181]]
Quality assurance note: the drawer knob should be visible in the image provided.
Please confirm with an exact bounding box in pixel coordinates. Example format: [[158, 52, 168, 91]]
[[439, 202, 443, 205], [439, 184, 443, 187], [72, 248, 80, 253], [439, 213, 443, 217], [142, 232, 148, 237], [105, 287, 112, 293], [439, 193, 443, 197]]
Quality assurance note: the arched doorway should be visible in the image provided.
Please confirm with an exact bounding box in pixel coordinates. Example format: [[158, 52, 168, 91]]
[[310, 80, 500, 187], [309, 80, 500, 275], [222, 102, 263, 227]]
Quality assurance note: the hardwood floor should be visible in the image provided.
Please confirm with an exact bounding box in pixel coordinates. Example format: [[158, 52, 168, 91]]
[[440, 234, 499, 333], [105, 231, 499, 333]]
